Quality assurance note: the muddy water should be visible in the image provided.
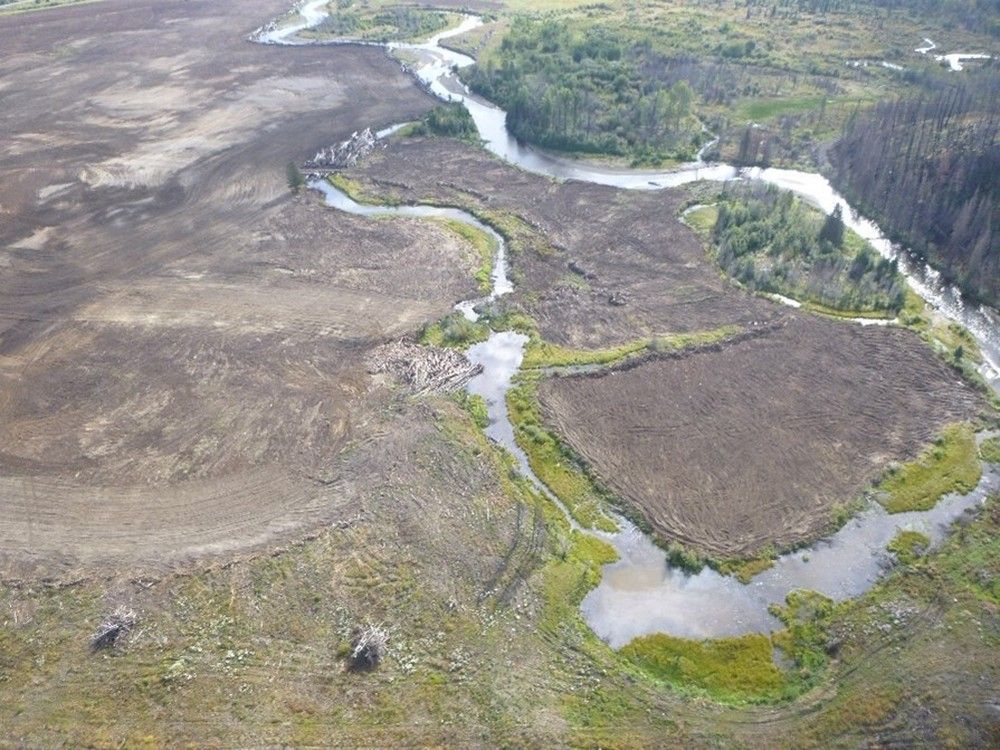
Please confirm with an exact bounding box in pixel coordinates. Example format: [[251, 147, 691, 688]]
[[269, 4, 1000, 643]]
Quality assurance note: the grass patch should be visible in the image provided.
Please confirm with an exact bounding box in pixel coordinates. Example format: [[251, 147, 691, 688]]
[[714, 552, 776, 584], [887, 530, 930, 565], [539, 531, 618, 632], [521, 325, 743, 370], [877, 423, 982, 513], [980, 436, 1000, 464], [522, 339, 649, 370], [420, 312, 491, 349], [799, 299, 896, 320], [620, 633, 786, 703], [736, 95, 827, 123], [506, 376, 617, 532], [682, 204, 719, 236]]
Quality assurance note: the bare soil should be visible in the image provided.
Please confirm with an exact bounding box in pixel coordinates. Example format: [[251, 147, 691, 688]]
[[347, 138, 787, 346], [0, 0, 482, 579], [539, 317, 984, 556]]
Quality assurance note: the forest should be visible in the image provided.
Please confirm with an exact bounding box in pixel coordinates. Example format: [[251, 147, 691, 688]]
[[465, 19, 704, 162], [712, 185, 907, 313], [772, 0, 1000, 36], [829, 73, 999, 308], [407, 103, 478, 142]]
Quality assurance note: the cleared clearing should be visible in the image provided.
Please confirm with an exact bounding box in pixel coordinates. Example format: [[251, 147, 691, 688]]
[[538, 317, 983, 556]]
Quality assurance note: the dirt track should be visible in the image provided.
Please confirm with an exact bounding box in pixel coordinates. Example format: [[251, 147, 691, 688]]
[[539, 317, 984, 557], [0, 0, 480, 578]]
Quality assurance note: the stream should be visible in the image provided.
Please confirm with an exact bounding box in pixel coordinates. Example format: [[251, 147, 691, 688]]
[[261, 1, 1000, 644]]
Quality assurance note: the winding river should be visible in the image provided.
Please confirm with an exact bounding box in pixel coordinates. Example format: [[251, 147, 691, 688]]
[[259, 2, 1000, 644]]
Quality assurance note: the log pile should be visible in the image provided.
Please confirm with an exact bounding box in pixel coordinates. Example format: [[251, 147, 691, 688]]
[[367, 341, 483, 395], [305, 128, 379, 169]]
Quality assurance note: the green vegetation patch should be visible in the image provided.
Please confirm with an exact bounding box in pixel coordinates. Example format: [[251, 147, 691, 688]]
[[522, 325, 743, 369], [980, 437, 1000, 464], [620, 633, 786, 703], [420, 312, 491, 349], [540, 531, 618, 632], [506, 376, 617, 532], [887, 530, 930, 565], [712, 184, 906, 314], [406, 103, 480, 144], [878, 423, 982, 513], [303, 3, 452, 43], [682, 204, 719, 236], [714, 550, 776, 584]]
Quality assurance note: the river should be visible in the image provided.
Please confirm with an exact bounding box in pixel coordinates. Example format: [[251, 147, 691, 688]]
[[260, 1, 1000, 644]]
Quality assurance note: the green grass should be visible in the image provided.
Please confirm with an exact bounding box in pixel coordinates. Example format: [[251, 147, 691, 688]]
[[539, 531, 618, 632], [521, 325, 743, 370], [682, 204, 718, 236], [887, 530, 930, 565], [877, 423, 982, 513], [419, 312, 491, 349], [521, 338, 650, 370], [620, 633, 786, 703], [506, 377, 617, 532], [736, 95, 827, 123], [798, 299, 896, 320], [714, 552, 776, 584], [980, 437, 1000, 464]]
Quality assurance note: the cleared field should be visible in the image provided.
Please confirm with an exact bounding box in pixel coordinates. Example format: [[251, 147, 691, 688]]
[[348, 138, 788, 346], [0, 0, 479, 578], [538, 316, 984, 557]]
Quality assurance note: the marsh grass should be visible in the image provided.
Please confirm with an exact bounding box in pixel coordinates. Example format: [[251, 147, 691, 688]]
[[506, 377, 617, 532], [877, 423, 981, 513], [887, 530, 930, 565]]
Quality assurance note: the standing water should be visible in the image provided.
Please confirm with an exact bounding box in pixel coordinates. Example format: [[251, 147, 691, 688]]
[[262, 3, 1000, 643]]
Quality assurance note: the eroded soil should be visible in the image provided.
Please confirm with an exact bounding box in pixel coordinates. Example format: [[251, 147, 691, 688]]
[[0, 0, 481, 579]]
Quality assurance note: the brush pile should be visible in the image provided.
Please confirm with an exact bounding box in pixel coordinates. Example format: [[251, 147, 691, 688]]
[[368, 341, 482, 395]]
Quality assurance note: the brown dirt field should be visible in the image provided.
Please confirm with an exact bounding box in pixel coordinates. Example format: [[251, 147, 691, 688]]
[[538, 316, 984, 557], [0, 0, 483, 579], [347, 138, 787, 347]]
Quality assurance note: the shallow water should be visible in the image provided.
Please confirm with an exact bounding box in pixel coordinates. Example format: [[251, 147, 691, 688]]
[[273, 4, 1000, 643]]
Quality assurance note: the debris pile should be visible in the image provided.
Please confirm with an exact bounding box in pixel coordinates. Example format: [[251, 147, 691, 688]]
[[306, 128, 379, 169], [350, 622, 389, 670], [90, 605, 137, 651], [368, 341, 483, 395]]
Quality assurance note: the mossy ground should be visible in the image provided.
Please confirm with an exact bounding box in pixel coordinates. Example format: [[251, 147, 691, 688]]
[[887, 530, 930, 565], [979, 436, 1000, 464], [877, 422, 982, 513], [506, 375, 618, 532]]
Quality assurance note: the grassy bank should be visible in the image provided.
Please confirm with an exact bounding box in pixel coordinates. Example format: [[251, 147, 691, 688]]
[[506, 375, 618, 532], [877, 423, 981, 513]]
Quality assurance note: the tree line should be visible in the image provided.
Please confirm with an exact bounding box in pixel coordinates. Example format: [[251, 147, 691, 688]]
[[829, 73, 999, 308]]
